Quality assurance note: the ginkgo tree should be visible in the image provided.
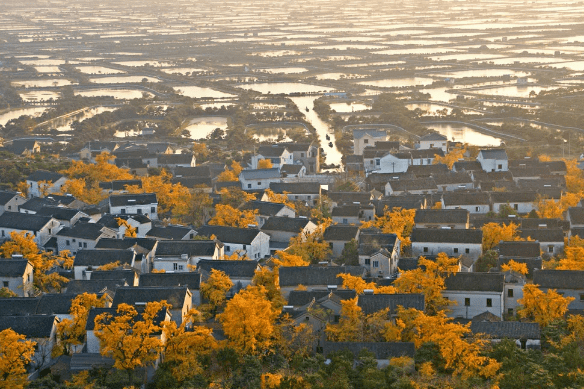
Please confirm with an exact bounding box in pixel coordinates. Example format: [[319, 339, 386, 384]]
[[518, 284, 574, 327], [200, 269, 233, 313], [433, 144, 466, 169], [326, 297, 391, 342], [481, 222, 522, 251], [287, 221, 332, 264], [208, 204, 258, 228], [360, 206, 415, 252], [0, 329, 36, 389]]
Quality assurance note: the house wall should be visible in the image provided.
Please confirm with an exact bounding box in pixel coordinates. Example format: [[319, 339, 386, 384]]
[[477, 157, 508, 172], [240, 177, 281, 191], [110, 203, 158, 220], [378, 155, 410, 174], [26, 177, 68, 198], [411, 242, 482, 261], [494, 202, 536, 214], [354, 134, 386, 156], [332, 216, 360, 225], [0, 221, 59, 246], [441, 290, 504, 319], [442, 203, 491, 214], [330, 240, 350, 258], [419, 140, 447, 152], [415, 222, 469, 229], [539, 287, 584, 310], [0, 264, 33, 297], [538, 241, 564, 257], [437, 182, 474, 192], [504, 283, 524, 316], [0, 196, 26, 215]]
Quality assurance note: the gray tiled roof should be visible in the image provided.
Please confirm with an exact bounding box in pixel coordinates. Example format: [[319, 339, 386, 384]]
[[0, 212, 53, 231], [139, 273, 201, 289], [261, 217, 311, 233], [491, 191, 538, 203], [269, 182, 320, 194], [533, 270, 584, 290], [323, 225, 359, 241], [36, 206, 84, 221], [280, 164, 304, 175], [323, 341, 415, 359], [243, 201, 288, 216], [66, 279, 128, 295], [479, 149, 508, 160], [411, 228, 482, 244], [197, 259, 259, 279], [257, 145, 289, 157], [568, 207, 584, 224], [470, 321, 540, 339], [0, 297, 40, 315], [498, 241, 541, 258], [95, 238, 157, 251], [73, 249, 135, 267], [444, 273, 504, 292], [109, 193, 157, 207], [112, 286, 189, 309], [146, 226, 195, 240], [420, 133, 447, 141], [432, 172, 473, 185], [414, 209, 469, 224], [357, 293, 425, 315], [0, 315, 57, 338], [286, 289, 357, 306], [328, 192, 373, 205], [0, 190, 20, 206], [453, 161, 483, 172], [353, 129, 387, 139], [26, 170, 64, 182], [406, 163, 449, 177], [36, 293, 78, 315], [387, 178, 437, 192], [520, 228, 564, 242], [156, 240, 218, 257], [240, 168, 281, 180], [331, 205, 361, 218], [0, 259, 30, 277], [279, 266, 364, 287], [90, 269, 138, 286], [197, 225, 261, 245], [56, 223, 110, 240], [442, 192, 491, 206]]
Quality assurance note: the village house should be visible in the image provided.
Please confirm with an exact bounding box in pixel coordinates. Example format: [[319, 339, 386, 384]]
[[197, 225, 270, 260], [442, 272, 505, 320], [72, 249, 137, 280], [410, 228, 483, 261], [520, 228, 564, 257], [358, 229, 401, 277], [153, 240, 223, 272], [97, 214, 152, 238], [414, 209, 470, 229], [497, 241, 542, 277], [357, 292, 426, 316], [55, 222, 117, 254], [36, 206, 88, 228], [146, 225, 197, 240], [112, 286, 193, 324], [322, 342, 416, 368], [0, 190, 26, 215], [7, 139, 41, 156], [157, 153, 196, 169], [139, 272, 202, 306], [109, 193, 158, 220], [476, 149, 509, 172], [0, 257, 34, 297], [239, 168, 282, 190], [242, 200, 296, 228], [278, 142, 320, 173], [470, 321, 540, 350], [0, 213, 59, 245], [95, 238, 158, 273], [442, 192, 491, 214], [98, 179, 143, 195], [260, 216, 317, 253], [491, 191, 539, 214], [269, 182, 321, 206], [323, 225, 360, 258], [533, 270, 584, 311], [385, 178, 438, 196], [418, 133, 448, 152], [279, 266, 365, 297], [433, 172, 474, 192], [198, 259, 260, 296], [251, 145, 293, 169], [26, 170, 68, 198], [331, 204, 375, 224], [353, 129, 387, 156], [78, 141, 119, 161]]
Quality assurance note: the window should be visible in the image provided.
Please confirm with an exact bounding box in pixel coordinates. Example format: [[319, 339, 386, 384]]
[[7, 206, 10, 210], [173, 263, 178, 270], [365, 258, 370, 265], [486, 298, 492, 307], [498, 164, 503, 170], [79, 242, 82, 248], [1, 230, 4, 237], [301, 153, 305, 158], [305, 316, 309, 321], [427, 158, 431, 164], [190, 233, 194, 239], [373, 260, 379, 268], [453, 248, 459, 254], [248, 184, 252, 189], [508, 289, 514, 297], [137, 208, 142, 214], [151, 207, 155, 213], [225, 245, 230, 252], [464, 298, 470, 306], [295, 196, 299, 200], [178, 265, 184, 270], [364, 139, 369, 144], [580, 294, 584, 301], [548, 245, 554, 253], [72, 239, 76, 243], [121, 209, 126, 214], [136, 227, 139, 233], [514, 204, 518, 210], [508, 308, 514, 316], [2, 281, 8, 288], [343, 218, 348, 224], [475, 206, 479, 212], [83, 242, 87, 248], [66, 240, 70, 246], [430, 143, 434, 148], [257, 182, 261, 185], [375, 159, 380, 166]]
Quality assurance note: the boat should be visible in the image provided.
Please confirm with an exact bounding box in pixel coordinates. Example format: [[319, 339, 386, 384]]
[[305, 107, 309, 112], [325, 134, 330, 140], [328, 142, 333, 148]]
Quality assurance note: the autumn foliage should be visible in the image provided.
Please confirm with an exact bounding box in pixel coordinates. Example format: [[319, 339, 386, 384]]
[[0, 329, 36, 389], [518, 284, 574, 326]]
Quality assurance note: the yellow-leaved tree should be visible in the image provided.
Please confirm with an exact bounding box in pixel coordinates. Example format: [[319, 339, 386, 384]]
[[518, 284, 574, 326], [208, 204, 258, 228], [116, 217, 137, 238], [501, 259, 528, 276], [94, 301, 170, 385], [481, 222, 522, 251], [53, 293, 108, 356], [162, 308, 218, 383], [251, 267, 286, 310], [337, 273, 396, 294], [558, 235, 584, 270], [564, 158, 584, 194], [325, 297, 391, 342], [0, 329, 37, 389], [218, 286, 280, 354], [258, 159, 273, 169], [264, 189, 295, 210], [393, 253, 459, 314], [200, 269, 233, 313], [287, 221, 332, 264], [272, 250, 309, 267], [0, 231, 71, 293], [361, 207, 415, 252], [217, 161, 243, 182], [433, 144, 466, 169], [384, 307, 500, 380], [219, 187, 257, 208]]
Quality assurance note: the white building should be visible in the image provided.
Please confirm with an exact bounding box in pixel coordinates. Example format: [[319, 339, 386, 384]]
[[353, 129, 387, 156], [477, 149, 508, 172], [109, 193, 158, 220], [418, 133, 448, 153], [239, 168, 281, 191], [442, 273, 505, 319], [410, 228, 483, 262]]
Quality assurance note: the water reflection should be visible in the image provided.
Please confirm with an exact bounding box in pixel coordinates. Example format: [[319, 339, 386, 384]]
[[184, 117, 228, 139], [426, 123, 501, 146]]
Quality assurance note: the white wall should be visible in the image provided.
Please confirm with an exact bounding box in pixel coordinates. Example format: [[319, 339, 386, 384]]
[[411, 242, 482, 261], [442, 290, 504, 319]]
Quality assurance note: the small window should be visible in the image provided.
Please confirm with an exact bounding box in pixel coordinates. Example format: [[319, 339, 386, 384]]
[[225, 245, 230, 252], [83, 242, 87, 248], [7, 206, 10, 210], [498, 164, 503, 170], [486, 298, 492, 307], [2, 281, 8, 288], [295, 196, 299, 200], [151, 207, 155, 213], [66, 240, 70, 246], [137, 208, 143, 214], [514, 204, 518, 210], [508, 308, 514, 316], [257, 182, 261, 185], [1, 230, 4, 237], [72, 239, 76, 243], [173, 263, 178, 270], [190, 233, 194, 239], [453, 248, 459, 254], [178, 265, 184, 270], [305, 316, 309, 321], [301, 153, 305, 158], [121, 209, 126, 214], [548, 245, 554, 253], [580, 294, 584, 301], [465, 248, 470, 254], [508, 289, 514, 297], [373, 260, 379, 268], [343, 218, 348, 224], [423, 247, 429, 253], [79, 242, 82, 248], [464, 298, 470, 306], [364, 139, 369, 144], [475, 206, 479, 212], [365, 258, 370, 265], [248, 184, 252, 189]]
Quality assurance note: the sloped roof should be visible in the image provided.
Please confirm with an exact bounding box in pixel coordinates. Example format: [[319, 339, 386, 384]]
[[414, 209, 469, 224], [157, 154, 193, 165], [533, 270, 584, 290], [57, 223, 110, 240], [197, 259, 259, 279], [453, 160, 483, 172], [328, 192, 373, 205], [146, 226, 194, 240], [73, 249, 135, 267], [420, 133, 448, 141], [432, 172, 473, 185], [279, 266, 364, 287], [353, 129, 387, 139], [281, 164, 304, 175], [323, 341, 415, 359], [374, 196, 426, 212], [0, 315, 57, 338], [197, 225, 261, 245], [261, 217, 311, 233], [568, 207, 584, 224], [0, 190, 20, 206], [471, 321, 540, 339], [442, 192, 491, 206], [240, 168, 281, 180], [269, 182, 320, 195], [21, 197, 60, 213], [156, 240, 218, 257], [243, 200, 288, 216], [257, 145, 289, 157], [98, 180, 142, 191], [0, 259, 30, 277], [94, 238, 157, 251], [520, 228, 564, 242], [357, 293, 425, 315], [444, 273, 504, 292], [0, 212, 53, 231], [478, 149, 508, 160], [323, 225, 359, 241], [85, 306, 167, 331], [331, 205, 361, 218], [109, 193, 157, 207], [498, 241, 541, 258], [26, 170, 64, 182], [66, 279, 128, 295], [90, 269, 138, 286], [139, 273, 202, 289], [411, 228, 482, 244], [387, 178, 438, 192], [406, 163, 449, 177], [36, 206, 84, 221], [36, 293, 77, 315], [0, 297, 40, 315], [112, 286, 189, 309], [287, 289, 357, 306]]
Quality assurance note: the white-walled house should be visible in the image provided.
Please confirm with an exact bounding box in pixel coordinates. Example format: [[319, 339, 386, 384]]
[[418, 133, 448, 152], [353, 129, 387, 156], [477, 149, 508, 172], [251, 145, 293, 169], [520, 228, 565, 257], [109, 193, 158, 220], [153, 240, 223, 272], [56, 223, 117, 254], [442, 273, 505, 319], [442, 192, 491, 214], [197, 225, 270, 260], [0, 191, 26, 215], [0, 213, 60, 246], [410, 228, 483, 261], [0, 258, 34, 297], [534, 270, 584, 311], [491, 191, 539, 214], [269, 182, 321, 206], [26, 170, 68, 198], [239, 168, 281, 190], [243, 201, 296, 228], [73, 249, 137, 280], [414, 209, 470, 229]]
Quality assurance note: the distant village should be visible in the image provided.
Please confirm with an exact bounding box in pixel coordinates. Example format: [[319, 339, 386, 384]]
[[1, 128, 583, 388]]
